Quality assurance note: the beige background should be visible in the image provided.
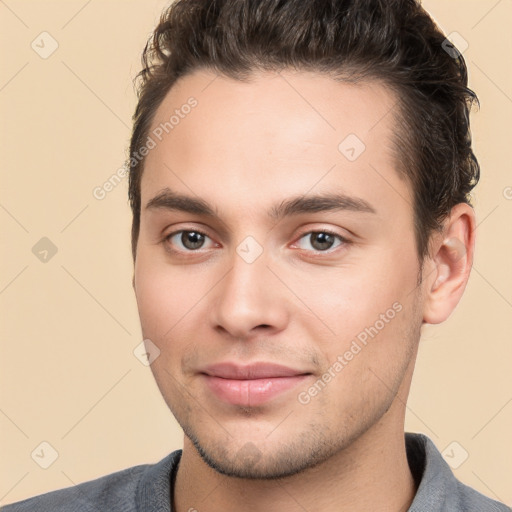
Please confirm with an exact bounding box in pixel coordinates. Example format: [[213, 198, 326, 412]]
[[1, 0, 511, 507]]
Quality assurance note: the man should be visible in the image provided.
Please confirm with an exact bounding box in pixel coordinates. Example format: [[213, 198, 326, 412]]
[[2, 0, 510, 511]]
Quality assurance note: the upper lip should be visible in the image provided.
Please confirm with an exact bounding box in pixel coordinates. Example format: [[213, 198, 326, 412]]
[[201, 362, 311, 379]]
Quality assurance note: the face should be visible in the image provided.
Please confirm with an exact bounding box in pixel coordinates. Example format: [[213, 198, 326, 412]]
[[134, 69, 426, 479]]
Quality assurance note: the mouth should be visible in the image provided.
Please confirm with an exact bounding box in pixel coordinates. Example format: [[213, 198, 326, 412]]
[[199, 362, 313, 407]]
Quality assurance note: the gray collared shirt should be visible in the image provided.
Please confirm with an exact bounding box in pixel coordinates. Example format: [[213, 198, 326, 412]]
[[2, 433, 510, 511]]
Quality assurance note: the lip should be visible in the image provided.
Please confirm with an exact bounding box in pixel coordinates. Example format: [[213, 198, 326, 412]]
[[200, 362, 312, 406], [201, 362, 309, 379]]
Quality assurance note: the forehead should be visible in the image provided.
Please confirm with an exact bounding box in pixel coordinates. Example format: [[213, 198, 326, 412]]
[[140, 69, 411, 221]]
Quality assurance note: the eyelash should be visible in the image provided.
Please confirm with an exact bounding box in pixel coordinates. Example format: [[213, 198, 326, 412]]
[[162, 228, 351, 256]]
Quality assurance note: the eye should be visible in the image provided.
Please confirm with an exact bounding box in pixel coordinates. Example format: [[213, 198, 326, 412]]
[[294, 230, 349, 252], [162, 228, 350, 255], [164, 229, 216, 252]]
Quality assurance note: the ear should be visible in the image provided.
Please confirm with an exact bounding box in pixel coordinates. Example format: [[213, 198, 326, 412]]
[[422, 203, 476, 324]]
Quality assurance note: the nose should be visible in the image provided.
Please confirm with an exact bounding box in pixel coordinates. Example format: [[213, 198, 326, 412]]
[[209, 246, 289, 340]]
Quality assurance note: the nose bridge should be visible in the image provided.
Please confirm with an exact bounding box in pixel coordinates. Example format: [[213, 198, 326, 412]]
[[210, 240, 287, 338]]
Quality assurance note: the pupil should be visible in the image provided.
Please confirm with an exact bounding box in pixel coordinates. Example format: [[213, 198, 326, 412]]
[[312, 232, 334, 251], [182, 231, 204, 250]]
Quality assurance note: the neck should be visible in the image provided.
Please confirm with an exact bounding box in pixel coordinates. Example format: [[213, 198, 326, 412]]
[[173, 413, 417, 512]]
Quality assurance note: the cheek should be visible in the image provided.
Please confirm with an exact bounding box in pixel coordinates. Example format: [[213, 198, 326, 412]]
[[134, 265, 193, 389], [134, 251, 218, 356], [294, 247, 420, 389], [296, 252, 416, 339], [134, 255, 186, 340]]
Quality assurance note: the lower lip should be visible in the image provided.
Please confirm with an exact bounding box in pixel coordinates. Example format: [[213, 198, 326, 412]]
[[202, 374, 310, 407]]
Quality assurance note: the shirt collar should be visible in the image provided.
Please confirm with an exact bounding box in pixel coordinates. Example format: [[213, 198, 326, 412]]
[[405, 432, 460, 511]]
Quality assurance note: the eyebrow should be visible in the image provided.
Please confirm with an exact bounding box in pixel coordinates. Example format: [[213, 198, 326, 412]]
[[145, 188, 377, 220]]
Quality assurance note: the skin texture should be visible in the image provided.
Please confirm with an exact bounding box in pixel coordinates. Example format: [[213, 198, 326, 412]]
[[133, 69, 475, 512]]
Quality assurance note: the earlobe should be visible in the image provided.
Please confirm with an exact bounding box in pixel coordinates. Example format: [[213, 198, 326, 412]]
[[422, 203, 476, 325]]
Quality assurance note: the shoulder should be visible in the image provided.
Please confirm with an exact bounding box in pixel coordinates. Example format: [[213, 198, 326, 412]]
[[0, 451, 181, 512], [0, 464, 147, 512], [455, 479, 511, 512], [406, 433, 511, 512]]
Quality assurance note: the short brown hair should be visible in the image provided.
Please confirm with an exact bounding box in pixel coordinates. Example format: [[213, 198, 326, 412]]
[[128, 0, 479, 265]]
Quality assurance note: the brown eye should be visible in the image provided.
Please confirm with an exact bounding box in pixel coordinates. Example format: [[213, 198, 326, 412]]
[[295, 230, 347, 252], [309, 232, 336, 251], [165, 230, 211, 251]]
